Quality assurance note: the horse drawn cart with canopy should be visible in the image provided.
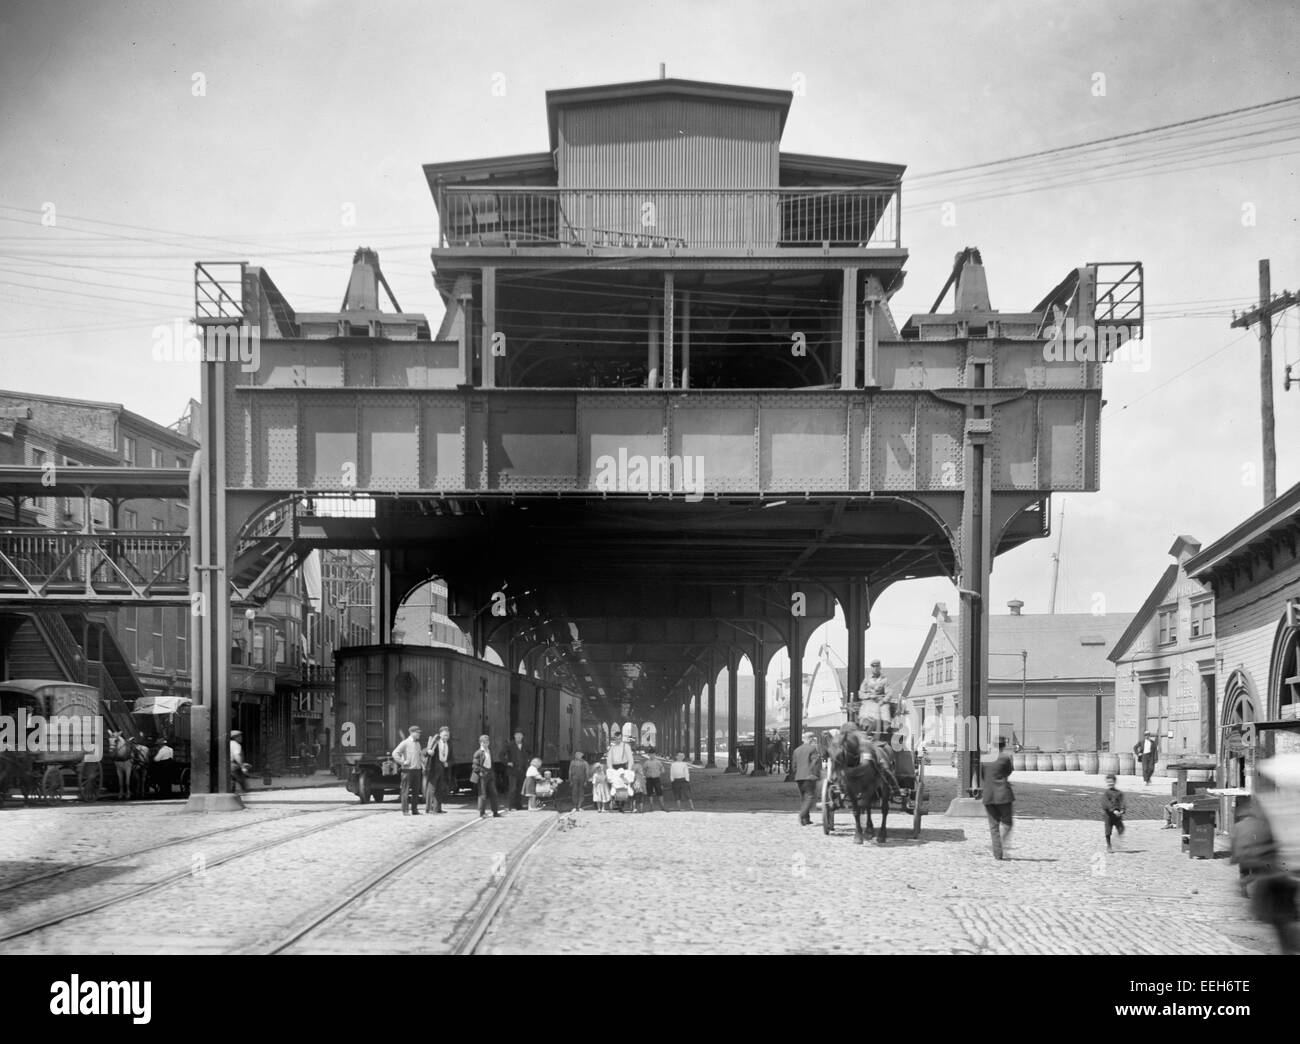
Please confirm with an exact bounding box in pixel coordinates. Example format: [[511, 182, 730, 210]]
[[131, 695, 192, 798], [821, 695, 929, 841], [0, 679, 104, 804]]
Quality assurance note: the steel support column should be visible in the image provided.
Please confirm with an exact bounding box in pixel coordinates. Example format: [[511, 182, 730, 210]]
[[840, 267, 859, 390], [693, 682, 702, 764], [725, 647, 739, 773], [846, 578, 866, 721], [751, 645, 767, 775], [663, 272, 674, 390], [786, 609, 802, 781], [197, 347, 232, 801], [705, 656, 716, 768], [959, 388, 994, 799], [481, 267, 496, 389]]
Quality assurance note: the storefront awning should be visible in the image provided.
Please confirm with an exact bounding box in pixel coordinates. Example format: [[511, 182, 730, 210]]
[[132, 695, 192, 715]]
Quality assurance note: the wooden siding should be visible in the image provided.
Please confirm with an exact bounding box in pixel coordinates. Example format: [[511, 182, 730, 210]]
[[558, 98, 780, 188], [558, 98, 781, 247], [1215, 551, 1300, 722]]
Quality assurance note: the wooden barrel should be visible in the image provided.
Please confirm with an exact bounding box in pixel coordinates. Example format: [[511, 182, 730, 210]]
[[1081, 752, 1099, 774], [1051, 753, 1067, 771], [1099, 753, 1120, 776], [1064, 752, 1080, 771], [1012, 752, 1027, 771], [1118, 752, 1136, 776], [1036, 753, 1055, 771]]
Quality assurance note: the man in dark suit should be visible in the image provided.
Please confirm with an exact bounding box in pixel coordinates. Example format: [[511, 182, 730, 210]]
[[471, 734, 501, 818], [791, 731, 822, 826], [424, 725, 452, 813], [1134, 731, 1160, 785], [502, 730, 529, 810], [981, 737, 1015, 861]]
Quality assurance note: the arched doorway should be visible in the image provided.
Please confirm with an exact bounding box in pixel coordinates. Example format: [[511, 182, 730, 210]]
[[1268, 620, 1300, 724], [1221, 670, 1258, 789]]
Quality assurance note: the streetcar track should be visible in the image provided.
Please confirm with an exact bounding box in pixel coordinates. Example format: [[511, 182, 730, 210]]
[[0, 809, 372, 943], [261, 816, 486, 954], [264, 813, 558, 955], [454, 814, 558, 955], [0, 807, 327, 896]]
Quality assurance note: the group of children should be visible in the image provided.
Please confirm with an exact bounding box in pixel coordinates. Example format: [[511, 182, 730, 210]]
[[589, 752, 695, 812]]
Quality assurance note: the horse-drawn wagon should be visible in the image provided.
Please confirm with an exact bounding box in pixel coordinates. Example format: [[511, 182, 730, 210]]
[[0, 679, 104, 805], [820, 713, 929, 842]]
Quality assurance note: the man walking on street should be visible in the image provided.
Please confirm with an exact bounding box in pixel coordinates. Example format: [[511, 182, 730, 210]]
[[392, 725, 425, 816], [792, 730, 821, 825], [1134, 731, 1160, 785], [568, 751, 589, 811], [424, 725, 452, 813], [472, 734, 501, 818], [981, 737, 1015, 860], [503, 730, 529, 810]]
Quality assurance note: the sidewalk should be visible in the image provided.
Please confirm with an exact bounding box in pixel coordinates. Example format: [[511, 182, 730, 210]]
[[247, 770, 345, 793]]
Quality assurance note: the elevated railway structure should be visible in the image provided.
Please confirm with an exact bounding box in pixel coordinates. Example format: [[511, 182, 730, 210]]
[[3, 77, 1141, 801]]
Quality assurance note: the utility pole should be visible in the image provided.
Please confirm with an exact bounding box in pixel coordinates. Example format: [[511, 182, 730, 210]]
[[1231, 260, 1298, 506]]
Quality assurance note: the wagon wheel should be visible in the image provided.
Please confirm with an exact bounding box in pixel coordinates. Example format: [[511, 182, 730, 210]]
[[821, 775, 834, 835], [79, 763, 101, 803], [911, 758, 926, 839], [40, 765, 64, 802], [179, 768, 191, 798], [357, 774, 373, 803]]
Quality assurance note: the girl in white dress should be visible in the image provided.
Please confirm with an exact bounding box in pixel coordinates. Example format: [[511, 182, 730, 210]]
[[591, 762, 611, 811]]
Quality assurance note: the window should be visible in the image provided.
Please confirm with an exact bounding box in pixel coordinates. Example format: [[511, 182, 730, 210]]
[[150, 448, 164, 469], [945, 657, 954, 682], [122, 437, 136, 465], [122, 608, 138, 662], [1190, 598, 1213, 639], [151, 518, 165, 531], [253, 627, 266, 667], [151, 609, 164, 668], [275, 632, 286, 665], [1142, 681, 1168, 738], [926, 661, 934, 686], [1157, 606, 1177, 645], [176, 456, 188, 469], [123, 509, 138, 529], [175, 609, 188, 673]]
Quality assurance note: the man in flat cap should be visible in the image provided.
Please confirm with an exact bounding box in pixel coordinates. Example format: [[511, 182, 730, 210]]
[[392, 725, 426, 815]]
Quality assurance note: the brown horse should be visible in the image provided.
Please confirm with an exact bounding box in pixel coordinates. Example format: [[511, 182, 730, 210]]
[[829, 724, 892, 845]]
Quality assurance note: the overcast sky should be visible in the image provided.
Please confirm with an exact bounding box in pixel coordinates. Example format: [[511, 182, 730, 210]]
[[2, 0, 1298, 688]]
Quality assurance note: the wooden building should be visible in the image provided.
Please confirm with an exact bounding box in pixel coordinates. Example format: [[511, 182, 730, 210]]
[[1186, 482, 1300, 792]]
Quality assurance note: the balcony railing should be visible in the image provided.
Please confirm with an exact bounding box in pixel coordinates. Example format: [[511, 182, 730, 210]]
[[435, 185, 901, 250], [0, 530, 190, 599]]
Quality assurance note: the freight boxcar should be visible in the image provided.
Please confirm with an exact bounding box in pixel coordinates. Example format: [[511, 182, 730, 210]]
[[334, 645, 582, 802], [511, 675, 582, 776], [335, 644, 511, 802]]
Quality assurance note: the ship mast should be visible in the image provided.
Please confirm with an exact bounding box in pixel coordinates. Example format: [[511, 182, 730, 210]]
[[1048, 501, 1066, 613]]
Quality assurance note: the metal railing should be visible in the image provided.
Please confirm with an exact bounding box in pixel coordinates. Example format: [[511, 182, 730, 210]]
[[34, 610, 87, 683], [0, 530, 190, 596], [194, 261, 247, 322], [435, 185, 901, 250]]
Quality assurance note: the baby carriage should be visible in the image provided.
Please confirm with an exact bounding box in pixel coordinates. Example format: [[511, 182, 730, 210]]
[[609, 767, 636, 813], [532, 771, 560, 809]]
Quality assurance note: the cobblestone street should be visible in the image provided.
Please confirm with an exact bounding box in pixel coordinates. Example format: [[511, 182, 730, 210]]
[[0, 767, 1276, 956]]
